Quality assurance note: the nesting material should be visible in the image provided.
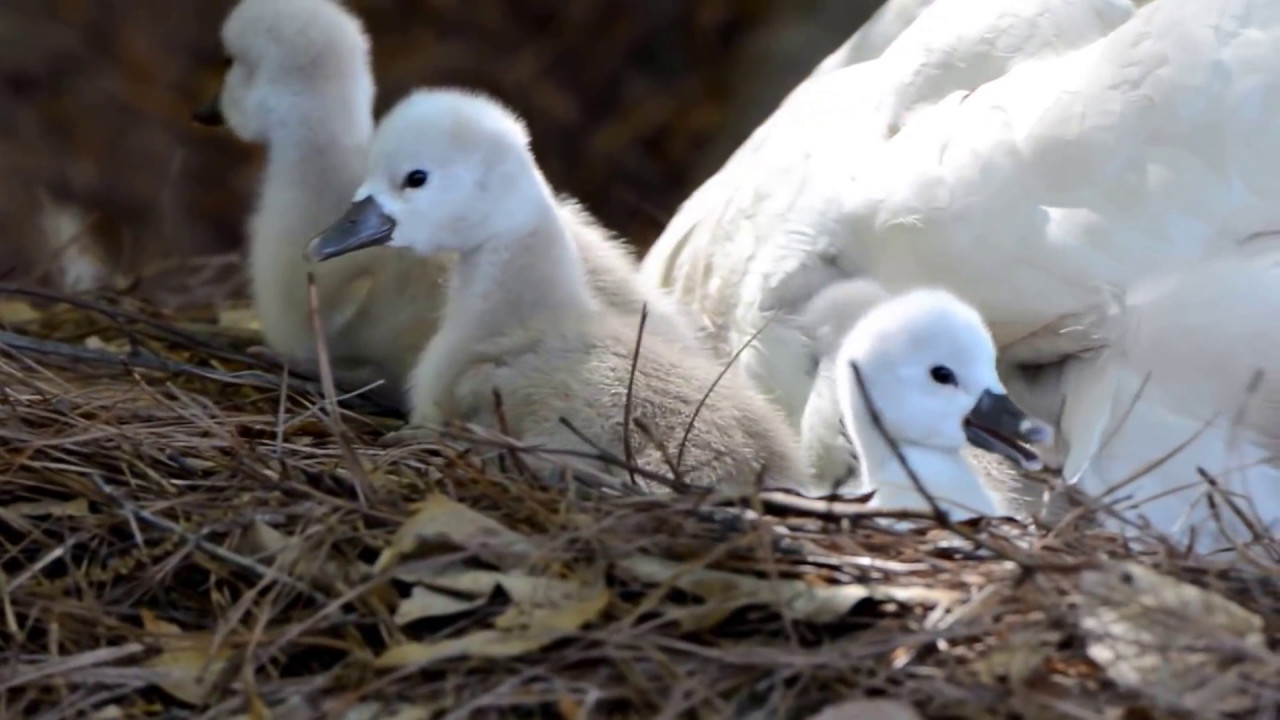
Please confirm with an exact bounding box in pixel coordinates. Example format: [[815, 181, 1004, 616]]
[[0, 291, 1277, 719]]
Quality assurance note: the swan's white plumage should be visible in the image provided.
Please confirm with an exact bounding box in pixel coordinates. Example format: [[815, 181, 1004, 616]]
[[1004, 242, 1280, 552], [640, 0, 1280, 548], [317, 88, 812, 496], [642, 0, 1138, 421], [809, 0, 936, 77]]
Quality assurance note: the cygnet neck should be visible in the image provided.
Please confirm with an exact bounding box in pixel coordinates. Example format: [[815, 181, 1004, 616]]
[[445, 189, 596, 344], [257, 92, 374, 238], [845, 390, 996, 516]]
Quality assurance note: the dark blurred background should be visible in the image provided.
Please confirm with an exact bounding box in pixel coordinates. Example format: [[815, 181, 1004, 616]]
[[0, 0, 884, 303]]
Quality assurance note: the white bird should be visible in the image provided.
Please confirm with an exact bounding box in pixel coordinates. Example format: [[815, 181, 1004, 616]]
[[1002, 242, 1280, 553], [194, 0, 451, 408], [641, 0, 1280, 550], [307, 88, 815, 497], [830, 288, 1051, 517], [196, 0, 700, 411], [642, 0, 1138, 424]]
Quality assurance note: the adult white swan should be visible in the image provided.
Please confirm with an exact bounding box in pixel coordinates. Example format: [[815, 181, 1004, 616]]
[[642, 0, 1280, 552]]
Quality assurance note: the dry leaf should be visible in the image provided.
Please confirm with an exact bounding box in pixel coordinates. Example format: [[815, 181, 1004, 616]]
[[393, 568, 598, 625], [376, 493, 538, 571], [0, 299, 40, 324], [492, 585, 609, 633], [804, 699, 923, 720], [557, 694, 583, 720], [377, 587, 609, 669], [140, 608, 186, 638], [139, 610, 232, 705], [82, 334, 130, 353], [144, 649, 232, 706], [247, 691, 272, 720], [619, 555, 960, 628], [237, 519, 290, 558], [394, 585, 489, 625], [2, 497, 92, 518], [1079, 561, 1267, 713], [217, 304, 261, 332]]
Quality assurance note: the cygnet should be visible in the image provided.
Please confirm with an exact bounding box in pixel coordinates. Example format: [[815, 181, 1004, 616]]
[[308, 88, 815, 496], [831, 287, 1053, 517], [193, 0, 452, 407], [194, 0, 698, 412]]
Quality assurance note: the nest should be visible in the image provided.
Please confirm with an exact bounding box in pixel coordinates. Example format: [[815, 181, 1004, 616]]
[[0, 287, 1277, 720]]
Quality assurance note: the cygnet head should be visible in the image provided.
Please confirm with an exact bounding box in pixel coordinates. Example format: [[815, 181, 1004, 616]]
[[307, 88, 550, 261], [836, 288, 1053, 470], [192, 0, 374, 142]]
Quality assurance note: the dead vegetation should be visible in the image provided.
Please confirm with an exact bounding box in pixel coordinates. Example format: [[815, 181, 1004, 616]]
[[0, 286, 1276, 719]]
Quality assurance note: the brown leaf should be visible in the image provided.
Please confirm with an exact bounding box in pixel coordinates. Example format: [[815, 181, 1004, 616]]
[[377, 587, 609, 669], [139, 608, 185, 638], [2, 497, 92, 518], [393, 567, 600, 625], [376, 493, 539, 572], [143, 647, 232, 705], [618, 555, 960, 628], [138, 611, 232, 705], [0, 299, 40, 324], [216, 304, 261, 332], [394, 585, 489, 625]]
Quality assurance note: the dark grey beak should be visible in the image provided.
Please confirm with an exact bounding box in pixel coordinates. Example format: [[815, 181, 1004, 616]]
[[963, 390, 1052, 471], [308, 196, 396, 262], [191, 92, 225, 127]]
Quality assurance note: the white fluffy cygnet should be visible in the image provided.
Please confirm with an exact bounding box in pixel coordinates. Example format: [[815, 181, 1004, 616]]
[[308, 88, 815, 496], [194, 0, 452, 407], [196, 0, 699, 411], [831, 288, 1053, 518]]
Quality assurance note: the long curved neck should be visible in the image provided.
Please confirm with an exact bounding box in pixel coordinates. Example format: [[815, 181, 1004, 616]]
[[254, 92, 374, 245], [444, 193, 597, 345], [846, 393, 998, 518]]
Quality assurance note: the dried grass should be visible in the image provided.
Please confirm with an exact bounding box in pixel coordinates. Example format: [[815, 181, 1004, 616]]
[[0, 288, 1277, 720]]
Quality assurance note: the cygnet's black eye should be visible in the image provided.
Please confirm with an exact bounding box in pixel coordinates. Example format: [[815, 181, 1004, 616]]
[[930, 365, 957, 386], [402, 169, 429, 190], [222, 54, 234, 69]]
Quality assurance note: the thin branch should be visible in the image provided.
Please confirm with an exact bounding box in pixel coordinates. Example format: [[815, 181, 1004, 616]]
[[676, 319, 773, 474]]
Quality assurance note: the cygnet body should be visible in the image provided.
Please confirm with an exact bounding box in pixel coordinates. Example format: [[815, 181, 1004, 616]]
[[308, 88, 812, 496], [194, 0, 451, 405], [832, 288, 1052, 517]]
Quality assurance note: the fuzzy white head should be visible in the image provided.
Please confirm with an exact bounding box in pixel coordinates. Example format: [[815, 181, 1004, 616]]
[[197, 0, 374, 143], [308, 89, 555, 260], [835, 288, 1052, 514]]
